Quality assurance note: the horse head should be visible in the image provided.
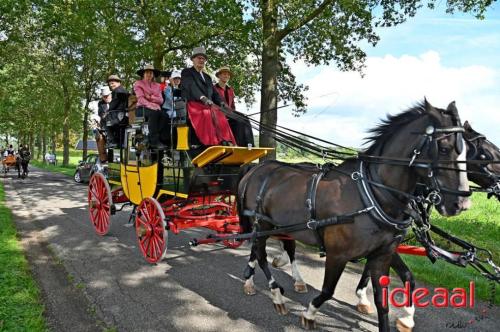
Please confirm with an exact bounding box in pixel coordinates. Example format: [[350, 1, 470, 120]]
[[367, 99, 470, 217], [464, 121, 500, 198]]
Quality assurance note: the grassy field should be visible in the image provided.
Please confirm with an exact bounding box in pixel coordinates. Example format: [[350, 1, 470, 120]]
[[0, 183, 47, 331]]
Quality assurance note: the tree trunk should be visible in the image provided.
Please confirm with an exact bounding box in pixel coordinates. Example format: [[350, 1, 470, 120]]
[[51, 133, 56, 154], [82, 104, 90, 161], [259, 0, 279, 160], [36, 132, 42, 160], [42, 130, 47, 164], [62, 82, 71, 166]]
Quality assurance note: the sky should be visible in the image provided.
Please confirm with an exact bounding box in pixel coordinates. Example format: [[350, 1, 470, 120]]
[[239, 3, 500, 148]]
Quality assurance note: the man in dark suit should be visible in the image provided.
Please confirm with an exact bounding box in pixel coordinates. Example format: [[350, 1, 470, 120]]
[[181, 47, 235, 147], [181, 47, 223, 107], [107, 75, 129, 147]]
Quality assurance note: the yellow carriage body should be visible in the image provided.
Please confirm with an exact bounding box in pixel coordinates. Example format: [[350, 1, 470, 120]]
[[119, 163, 158, 206]]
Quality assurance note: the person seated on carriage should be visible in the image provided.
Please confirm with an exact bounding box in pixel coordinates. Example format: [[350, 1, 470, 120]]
[[181, 47, 235, 149], [134, 64, 165, 149], [6, 145, 15, 155], [106, 75, 129, 148], [96, 87, 112, 162], [159, 70, 170, 94], [214, 66, 254, 147]]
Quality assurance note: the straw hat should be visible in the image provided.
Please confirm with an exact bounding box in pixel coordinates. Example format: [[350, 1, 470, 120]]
[[215, 66, 232, 78], [136, 64, 160, 77], [107, 74, 122, 82]]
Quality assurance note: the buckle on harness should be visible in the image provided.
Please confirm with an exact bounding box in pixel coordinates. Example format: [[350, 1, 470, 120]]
[[351, 171, 361, 181], [306, 219, 316, 230], [427, 191, 442, 205]]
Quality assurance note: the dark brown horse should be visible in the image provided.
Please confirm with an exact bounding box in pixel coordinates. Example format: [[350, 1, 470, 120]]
[[238, 100, 470, 331], [350, 121, 500, 332]]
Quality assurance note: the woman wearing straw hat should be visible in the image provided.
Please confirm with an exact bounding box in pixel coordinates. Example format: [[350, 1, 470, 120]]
[[214, 66, 254, 147], [134, 64, 165, 149]]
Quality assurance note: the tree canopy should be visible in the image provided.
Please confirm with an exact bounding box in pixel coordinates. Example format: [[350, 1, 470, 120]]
[[0, 0, 495, 162]]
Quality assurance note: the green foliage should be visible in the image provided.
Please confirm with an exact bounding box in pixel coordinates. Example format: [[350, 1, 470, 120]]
[[0, 184, 47, 331]]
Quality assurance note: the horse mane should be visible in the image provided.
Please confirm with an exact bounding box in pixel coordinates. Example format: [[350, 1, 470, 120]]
[[363, 101, 432, 155]]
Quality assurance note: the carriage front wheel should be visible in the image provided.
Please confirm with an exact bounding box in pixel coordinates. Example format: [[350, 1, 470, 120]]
[[88, 173, 112, 235], [135, 197, 167, 264]]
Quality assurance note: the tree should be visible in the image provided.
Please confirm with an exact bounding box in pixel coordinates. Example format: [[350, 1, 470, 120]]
[[246, 0, 495, 159]]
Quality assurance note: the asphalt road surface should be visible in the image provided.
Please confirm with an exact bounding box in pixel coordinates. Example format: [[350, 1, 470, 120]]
[[2, 168, 498, 331]]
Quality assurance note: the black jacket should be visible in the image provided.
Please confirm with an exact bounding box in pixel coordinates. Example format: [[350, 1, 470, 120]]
[[181, 67, 222, 106], [109, 85, 129, 112]]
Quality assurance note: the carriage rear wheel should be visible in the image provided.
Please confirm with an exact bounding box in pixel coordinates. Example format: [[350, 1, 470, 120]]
[[88, 173, 112, 235], [135, 197, 167, 264]]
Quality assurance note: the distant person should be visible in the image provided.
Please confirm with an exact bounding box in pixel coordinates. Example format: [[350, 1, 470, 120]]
[[214, 66, 254, 147], [181, 47, 235, 147], [7, 144, 15, 155], [107, 75, 129, 148], [134, 64, 164, 149]]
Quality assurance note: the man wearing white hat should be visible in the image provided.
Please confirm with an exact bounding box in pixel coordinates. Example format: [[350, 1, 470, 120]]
[[96, 86, 112, 162]]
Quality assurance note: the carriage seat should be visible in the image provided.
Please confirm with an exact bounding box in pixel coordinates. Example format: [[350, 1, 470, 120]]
[[191, 146, 274, 168]]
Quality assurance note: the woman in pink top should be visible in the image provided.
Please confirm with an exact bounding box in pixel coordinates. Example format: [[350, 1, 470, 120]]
[[134, 64, 164, 149]]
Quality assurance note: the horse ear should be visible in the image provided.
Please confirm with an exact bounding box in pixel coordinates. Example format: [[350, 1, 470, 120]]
[[446, 101, 457, 112], [463, 120, 471, 130]]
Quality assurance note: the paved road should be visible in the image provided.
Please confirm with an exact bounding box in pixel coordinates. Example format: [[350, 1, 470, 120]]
[[2, 168, 498, 331]]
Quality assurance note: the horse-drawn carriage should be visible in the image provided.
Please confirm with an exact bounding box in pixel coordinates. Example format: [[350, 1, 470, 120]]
[[88, 117, 272, 263], [2, 154, 17, 173], [87, 101, 499, 331]]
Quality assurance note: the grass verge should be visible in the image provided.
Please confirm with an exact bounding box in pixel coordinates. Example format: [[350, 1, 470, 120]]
[[31, 160, 76, 178], [0, 183, 47, 331]]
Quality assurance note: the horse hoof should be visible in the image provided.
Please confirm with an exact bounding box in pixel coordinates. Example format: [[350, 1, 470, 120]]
[[357, 303, 375, 315], [243, 284, 256, 296], [272, 255, 288, 268], [301, 316, 316, 330], [273, 303, 288, 315], [396, 318, 413, 332], [294, 281, 308, 293]]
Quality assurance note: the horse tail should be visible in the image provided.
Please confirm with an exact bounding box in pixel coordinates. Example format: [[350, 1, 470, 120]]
[[237, 162, 264, 234]]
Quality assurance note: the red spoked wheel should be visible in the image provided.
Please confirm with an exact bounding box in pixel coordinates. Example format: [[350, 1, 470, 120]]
[[135, 197, 167, 264], [88, 173, 113, 235]]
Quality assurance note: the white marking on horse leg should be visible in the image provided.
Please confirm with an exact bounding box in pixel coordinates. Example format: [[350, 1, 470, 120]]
[[397, 305, 415, 329], [356, 286, 375, 314], [272, 250, 289, 268], [303, 303, 319, 321], [356, 287, 371, 306], [291, 260, 308, 292], [270, 286, 285, 305]]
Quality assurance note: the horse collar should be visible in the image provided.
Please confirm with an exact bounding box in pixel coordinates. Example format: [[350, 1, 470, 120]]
[[355, 161, 413, 230]]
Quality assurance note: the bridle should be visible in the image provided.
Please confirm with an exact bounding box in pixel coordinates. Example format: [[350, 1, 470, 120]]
[[355, 110, 470, 230]]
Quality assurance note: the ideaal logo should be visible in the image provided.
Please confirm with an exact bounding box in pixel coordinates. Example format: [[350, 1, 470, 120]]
[[379, 276, 475, 308]]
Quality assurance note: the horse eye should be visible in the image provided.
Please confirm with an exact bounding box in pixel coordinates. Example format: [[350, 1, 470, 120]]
[[480, 154, 486, 160], [439, 147, 450, 155]]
